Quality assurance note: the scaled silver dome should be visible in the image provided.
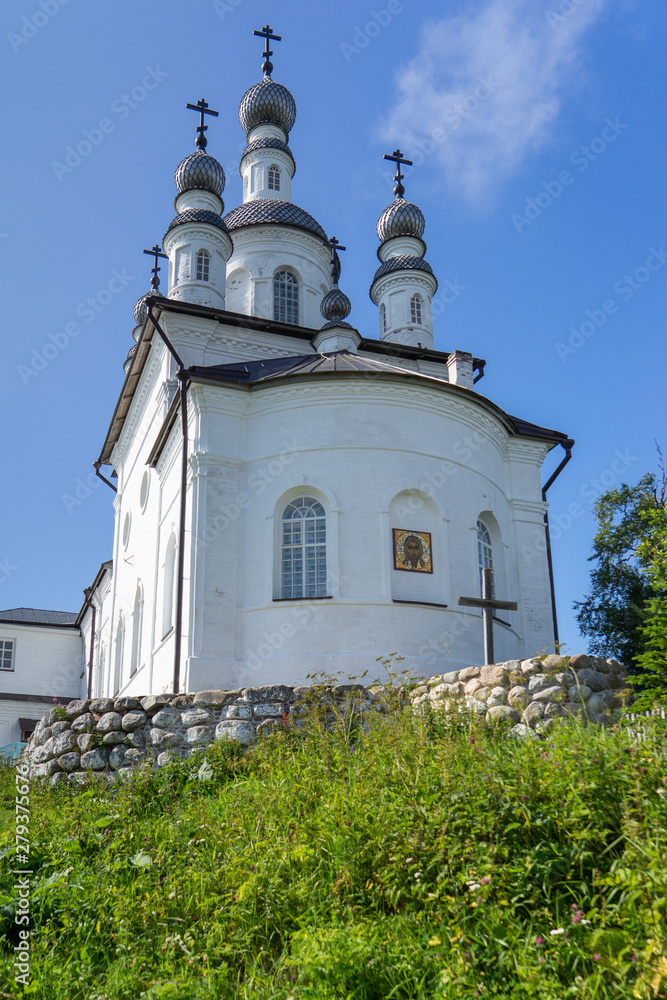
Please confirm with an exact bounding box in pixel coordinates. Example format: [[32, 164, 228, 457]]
[[377, 198, 425, 242], [133, 291, 152, 327], [175, 149, 225, 197], [320, 287, 352, 329], [239, 77, 297, 135], [123, 344, 137, 373]]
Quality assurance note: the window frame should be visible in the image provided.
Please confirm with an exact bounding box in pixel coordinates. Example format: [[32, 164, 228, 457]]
[[196, 249, 210, 282], [280, 497, 328, 600], [410, 293, 423, 325], [267, 164, 281, 191], [273, 270, 300, 325], [380, 302, 387, 334], [0, 637, 16, 671], [476, 519, 495, 599]]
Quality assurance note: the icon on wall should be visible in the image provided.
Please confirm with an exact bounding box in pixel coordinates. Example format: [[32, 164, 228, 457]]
[[392, 529, 433, 573]]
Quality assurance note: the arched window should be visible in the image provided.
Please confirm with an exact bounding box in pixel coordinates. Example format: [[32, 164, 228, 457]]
[[162, 535, 177, 638], [268, 165, 281, 191], [410, 293, 423, 324], [281, 497, 327, 598], [273, 271, 299, 325], [380, 303, 387, 334], [196, 249, 210, 282], [113, 617, 124, 696], [477, 519, 495, 598], [130, 584, 143, 676]]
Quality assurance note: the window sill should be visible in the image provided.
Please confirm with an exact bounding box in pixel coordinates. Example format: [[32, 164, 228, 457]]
[[272, 596, 332, 602]]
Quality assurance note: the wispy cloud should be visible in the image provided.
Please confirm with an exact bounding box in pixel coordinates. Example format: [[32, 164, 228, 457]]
[[378, 0, 612, 204]]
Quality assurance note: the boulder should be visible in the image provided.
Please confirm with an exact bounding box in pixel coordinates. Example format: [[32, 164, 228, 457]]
[[149, 729, 181, 748], [251, 702, 289, 717], [576, 669, 611, 693], [157, 752, 177, 767], [80, 748, 110, 770], [586, 691, 618, 714], [33, 739, 55, 764], [464, 696, 487, 716], [507, 686, 529, 709], [544, 702, 563, 718], [531, 686, 566, 704], [567, 684, 591, 703], [440, 670, 460, 684], [522, 702, 545, 726], [607, 659, 625, 674], [71, 713, 95, 733], [215, 720, 256, 744], [113, 697, 142, 712], [124, 749, 147, 766], [473, 687, 489, 703], [109, 746, 127, 770], [480, 665, 509, 688], [58, 752, 80, 772], [542, 654, 568, 670], [226, 703, 252, 719], [65, 699, 90, 720], [171, 694, 194, 708], [459, 666, 481, 682], [125, 730, 146, 749], [121, 710, 148, 732], [102, 732, 125, 746], [185, 725, 215, 746], [49, 772, 69, 787], [180, 707, 214, 728], [51, 721, 71, 736], [77, 734, 98, 753], [33, 759, 61, 779], [52, 731, 78, 756], [569, 653, 594, 671], [243, 685, 293, 703], [151, 706, 181, 730], [32, 726, 52, 747], [464, 678, 484, 696], [141, 694, 176, 712], [193, 690, 239, 708], [486, 705, 521, 725], [499, 660, 522, 673], [527, 674, 551, 693], [520, 659, 541, 677], [96, 712, 122, 734], [89, 698, 115, 713], [487, 686, 507, 707]]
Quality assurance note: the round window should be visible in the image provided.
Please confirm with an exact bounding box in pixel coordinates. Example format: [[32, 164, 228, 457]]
[[139, 471, 149, 512], [122, 512, 131, 548]]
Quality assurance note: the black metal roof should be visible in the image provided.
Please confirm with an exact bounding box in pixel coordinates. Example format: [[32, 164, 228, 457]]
[[0, 608, 78, 626], [223, 199, 328, 243]]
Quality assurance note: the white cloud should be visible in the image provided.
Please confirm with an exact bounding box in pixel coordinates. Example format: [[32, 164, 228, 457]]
[[378, 0, 611, 204]]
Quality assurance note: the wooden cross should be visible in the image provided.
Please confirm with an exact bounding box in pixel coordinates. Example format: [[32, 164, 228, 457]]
[[328, 235, 346, 284], [458, 568, 517, 666], [143, 244, 168, 290], [383, 148, 413, 198], [185, 98, 219, 149], [254, 24, 281, 76]]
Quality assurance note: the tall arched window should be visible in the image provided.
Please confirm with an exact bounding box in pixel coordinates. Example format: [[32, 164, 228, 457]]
[[113, 617, 124, 696], [273, 271, 299, 325], [267, 165, 281, 191], [162, 535, 177, 638], [380, 303, 387, 334], [281, 497, 327, 598], [410, 293, 423, 324], [130, 584, 143, 676], [196, 249, 210, 282], [477, 519, 495, 598]]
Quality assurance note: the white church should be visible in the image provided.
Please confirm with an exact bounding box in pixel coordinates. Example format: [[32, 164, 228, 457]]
[[0, 27, 573, 738]]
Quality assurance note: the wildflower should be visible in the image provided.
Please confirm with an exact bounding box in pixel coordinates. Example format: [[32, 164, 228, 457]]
[[469, 737, 475, 744], [468, 883, 482, 891], [593, 953, 601, 961], [538, 957, 545, 963], [571, 909, 583, 925], [640, 766, 647, 774], [632, 954, 638, 963], [536, 937, 544, 946], [345, 821, 351, 827], [480, 876, 490, 885], [550, 928, 565, 936]]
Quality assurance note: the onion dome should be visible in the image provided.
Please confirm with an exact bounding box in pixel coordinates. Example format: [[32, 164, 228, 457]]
[[320, 288, 352, 330], [377, 198, 425, 242], [239, 77, 297, 136], [175, 149, 225, 197], [164, 208, 229, 240], [133, 291, 152, 327], [223, 199, 327, 243]]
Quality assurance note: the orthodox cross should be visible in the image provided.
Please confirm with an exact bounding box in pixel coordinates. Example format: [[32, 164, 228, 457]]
[[458, 568, 518, 666], [328, 235, 346, 285], [383, 148, 413, 198], [185, 98, 219, 150], [254, 24, 281, 77], [143, 244, 168, 291]]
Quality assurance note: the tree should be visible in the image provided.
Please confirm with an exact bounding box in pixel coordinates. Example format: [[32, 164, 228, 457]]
[[633, 493, 667, 706], [573, 473, 659, 668]]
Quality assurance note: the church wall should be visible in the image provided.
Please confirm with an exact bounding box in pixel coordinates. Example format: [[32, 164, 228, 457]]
[[180, 377, 555, 690]]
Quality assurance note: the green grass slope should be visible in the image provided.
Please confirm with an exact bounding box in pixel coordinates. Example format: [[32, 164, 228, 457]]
[[1, 701, 666, 999]]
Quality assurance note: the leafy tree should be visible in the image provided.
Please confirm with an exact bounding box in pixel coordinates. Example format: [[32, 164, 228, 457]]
[[573, 473, 660, 668], [633, 495, 667, 705]]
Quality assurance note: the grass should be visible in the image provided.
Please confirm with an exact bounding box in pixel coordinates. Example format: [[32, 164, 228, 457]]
[[1, 690, 667, 999]]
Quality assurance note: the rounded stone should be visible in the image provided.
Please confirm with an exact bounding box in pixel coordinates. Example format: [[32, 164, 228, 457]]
[[149, 729, 180, 748], [215, 720, 256, 744], [114, 697, 142, 712], [96, 712, 123, 734], [109, 746, 127, 770], [151, 706, 181, 730], [575, 669, 610, 693], [124, 749, 147, 766], [49, 772, 69, 787], [102, 731, 126, 746], [507, 686, 529, 709], [71, 713, 95, 733], [569, 653, 594, 671], [180, 707, 213, 728], [32, 726, 52, 747], [520, 659, 542, 676], [522, 702, 545, 726], [58, 752, 81, 772], [65, 699, 90, 719], [487, 686, 507, 707], [567, 684, 591, 703], [52, 731, 78, 756], [125, 729, 146, 749], [480, 665, 509, 688], [121, 710, 148, 732], [51, 721, 72, 736], [89, 698, 115, 713], [77, 734, 98, 753], [486, 705, 521, 725], [531, 686, 566, 703], [459, 666, 481, 682], [80, 748, 110, 770], [464, 678, 484, 696], [185, 725, 215, 746]]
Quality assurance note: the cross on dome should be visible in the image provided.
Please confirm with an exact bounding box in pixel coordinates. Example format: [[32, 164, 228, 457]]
[[254, 24, 281, 77], [383, 148, 413, 199], [328, 236, 346, 285], [143, 244, 168, 290], [185, 98, 219, 150]]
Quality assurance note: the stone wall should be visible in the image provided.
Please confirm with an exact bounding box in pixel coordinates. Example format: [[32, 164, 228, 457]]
[[27, 654, 629, 786], [410, 653, 629, 731]]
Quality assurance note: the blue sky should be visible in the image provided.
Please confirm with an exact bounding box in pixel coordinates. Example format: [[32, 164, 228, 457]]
[[0, 0, 665, 657]]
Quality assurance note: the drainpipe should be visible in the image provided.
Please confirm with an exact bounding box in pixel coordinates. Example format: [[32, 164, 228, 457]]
[[93, 463, 117, 493], [82, 589, 96, 699], [146, 305, 188, 695], [541, 438, 575, 649]]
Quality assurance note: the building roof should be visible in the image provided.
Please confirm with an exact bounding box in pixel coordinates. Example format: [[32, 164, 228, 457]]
[[0, 608, 78, 626], [223, 199, 328, 243]]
